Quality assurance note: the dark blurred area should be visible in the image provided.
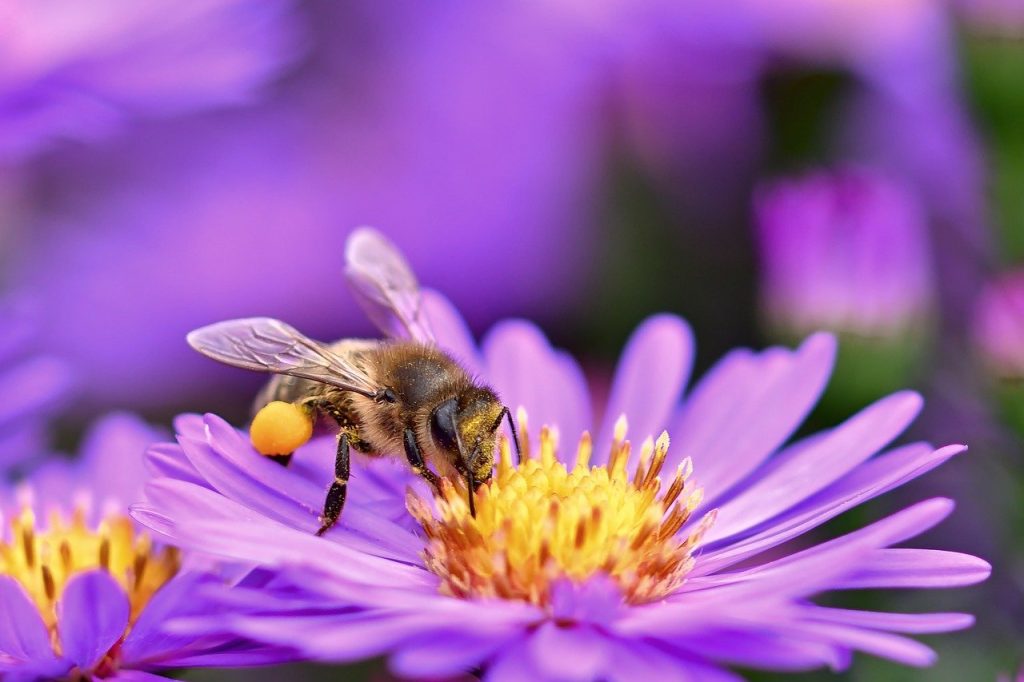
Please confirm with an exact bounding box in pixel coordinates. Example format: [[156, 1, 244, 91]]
[[2, 0, 1023, 679]]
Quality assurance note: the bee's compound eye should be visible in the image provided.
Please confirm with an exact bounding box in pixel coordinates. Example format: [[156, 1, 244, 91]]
[[251, 401, 313, 456]]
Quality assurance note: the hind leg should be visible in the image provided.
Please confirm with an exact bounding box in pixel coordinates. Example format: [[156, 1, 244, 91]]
[[316, 431, 351, 536]]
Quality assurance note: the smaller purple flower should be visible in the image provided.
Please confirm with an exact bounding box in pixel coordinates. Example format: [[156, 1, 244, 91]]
[[956, 0, 1024, 35], [755, 166, 935, 339], [973, 270, 1024, 381], [971, 270, 1024, 435], [0, 299, 72, 473], [755, 166, 936, 408], [0, 412, 293, 681], [0, 0, 306, 160]]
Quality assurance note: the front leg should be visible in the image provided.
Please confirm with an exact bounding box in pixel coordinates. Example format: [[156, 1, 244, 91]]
[[403, 428, 441, 493], [316, 431, 351, 537]]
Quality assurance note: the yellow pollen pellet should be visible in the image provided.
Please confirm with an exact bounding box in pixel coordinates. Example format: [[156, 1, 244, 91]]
[[250, 401, 314, 456]]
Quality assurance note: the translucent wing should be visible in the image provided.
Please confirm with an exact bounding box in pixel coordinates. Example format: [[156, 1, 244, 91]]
[[344, 227, 435, 343], [187, 318, 379, 397]]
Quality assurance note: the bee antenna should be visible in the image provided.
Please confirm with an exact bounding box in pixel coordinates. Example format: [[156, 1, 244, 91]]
[[501, 406, 522, 465]]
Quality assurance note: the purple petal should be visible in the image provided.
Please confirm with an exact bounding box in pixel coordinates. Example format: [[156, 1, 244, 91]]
[[0, 576, 55, 661], [704, 391, 923, 542], [484, 636, 540, 682], [624, 500, 959, 638], [702, 499, 956, 595], [106, 670, 173, 682], [604, 638, 743, 682], [595, 315, 694, 460], [527, 623, 608, 681], [120, 572, 212, 666], [668, 629, 845, 671], [834, 548, 992, 589], [672, 333, 836, 504], [548, 576, 625, 626], [422, 288, 482, 374], [388, 630, 509, 679], [692, 444, 964, 576], [79, 412, 164, 507], [799, 606, 975, 633], [769, 621, 937, 667], [57, 571, 130, 670], [482, 320, 591, 450], [0, 357, 72, 430], [144, 442, 205, 487]]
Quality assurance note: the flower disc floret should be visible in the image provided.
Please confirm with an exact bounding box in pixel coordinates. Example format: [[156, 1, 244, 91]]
[[0, 506, 178, 632], [409, 414, 716, 606]]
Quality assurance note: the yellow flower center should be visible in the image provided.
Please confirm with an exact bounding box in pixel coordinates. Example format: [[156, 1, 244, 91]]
[[0, 506, 179, 631], [408, 413, 716, 607]]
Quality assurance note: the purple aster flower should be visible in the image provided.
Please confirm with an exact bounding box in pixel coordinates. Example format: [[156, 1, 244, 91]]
[[0, 299, 72, 473], [754, 166, 937, 409], [971, 270, 1024, 436], [0, 0, 306, 160], [133, 246, 987, 680], [956, 0, 1024, 35], [755, 166, 935, 339], [972, 270, 1024, 382], [0, 412, 293, 681]]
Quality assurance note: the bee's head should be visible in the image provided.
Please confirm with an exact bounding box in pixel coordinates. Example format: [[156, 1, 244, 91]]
[[430, 387, 505, 488]]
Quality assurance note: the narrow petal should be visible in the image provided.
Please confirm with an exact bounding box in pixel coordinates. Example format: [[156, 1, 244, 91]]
[[595, 315, 694, 460], [57, 571, 130, 670], [485, 636, 540, 682], [528, 623, 607, 681], [834, 548, 992, 589], [0, 577, 55, 661], [482, 320, 591, 448], [667, 629, 845, 671], [106, 670, 173, 682], [704, 391, 923, 542], [144, 442, 205, 487], [422, 289, 483, 374], [771, 621, 937, 667], [692, 444, 964, 576], [388, 630, 509, 679], [672, 333, 836, 504], [704, 499, 955, 589], [120, 573, 213, 665], [799, 606, 975, 634]]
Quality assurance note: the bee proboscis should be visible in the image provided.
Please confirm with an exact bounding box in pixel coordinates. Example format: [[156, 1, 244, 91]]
[[187, 227, 519, 535]]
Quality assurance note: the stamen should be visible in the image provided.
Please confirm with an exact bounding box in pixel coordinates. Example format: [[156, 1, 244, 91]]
[[410, 414, 715, 608], [0, 506, 179, 631]]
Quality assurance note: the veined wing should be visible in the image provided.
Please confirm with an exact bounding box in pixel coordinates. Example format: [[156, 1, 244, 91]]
[[344, 227, 435, 343], [187, 317, 379, 397]]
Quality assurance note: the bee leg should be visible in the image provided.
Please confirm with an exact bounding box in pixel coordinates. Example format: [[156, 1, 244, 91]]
[[403, 428, 441, 494], [267, 454, 292, 467], [316, 431, 350, 537]]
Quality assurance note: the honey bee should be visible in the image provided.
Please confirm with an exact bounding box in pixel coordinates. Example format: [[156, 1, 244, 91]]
[[186, 228, 519, 536]]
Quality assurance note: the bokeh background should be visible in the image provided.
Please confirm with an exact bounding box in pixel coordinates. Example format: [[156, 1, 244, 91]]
[[1, 1, 1022, 679]]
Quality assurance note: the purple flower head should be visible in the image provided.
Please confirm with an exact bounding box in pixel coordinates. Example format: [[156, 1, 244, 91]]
[[755, 166, 935, 339], [973, 270, 1024, 381], [0, 412, 293, 681], [135, 235, 986, 681], [0, 299, 72, 473], [956, 0, 1024, 35], [0, 0, 305, 160]]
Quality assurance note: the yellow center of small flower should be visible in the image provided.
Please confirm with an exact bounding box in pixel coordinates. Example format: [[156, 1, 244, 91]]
[[409, 413, 716, 607], [0, 506, 179, 631]]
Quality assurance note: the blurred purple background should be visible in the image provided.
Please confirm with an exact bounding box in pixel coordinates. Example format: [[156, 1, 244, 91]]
[[1, 1, 1023, 679]]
